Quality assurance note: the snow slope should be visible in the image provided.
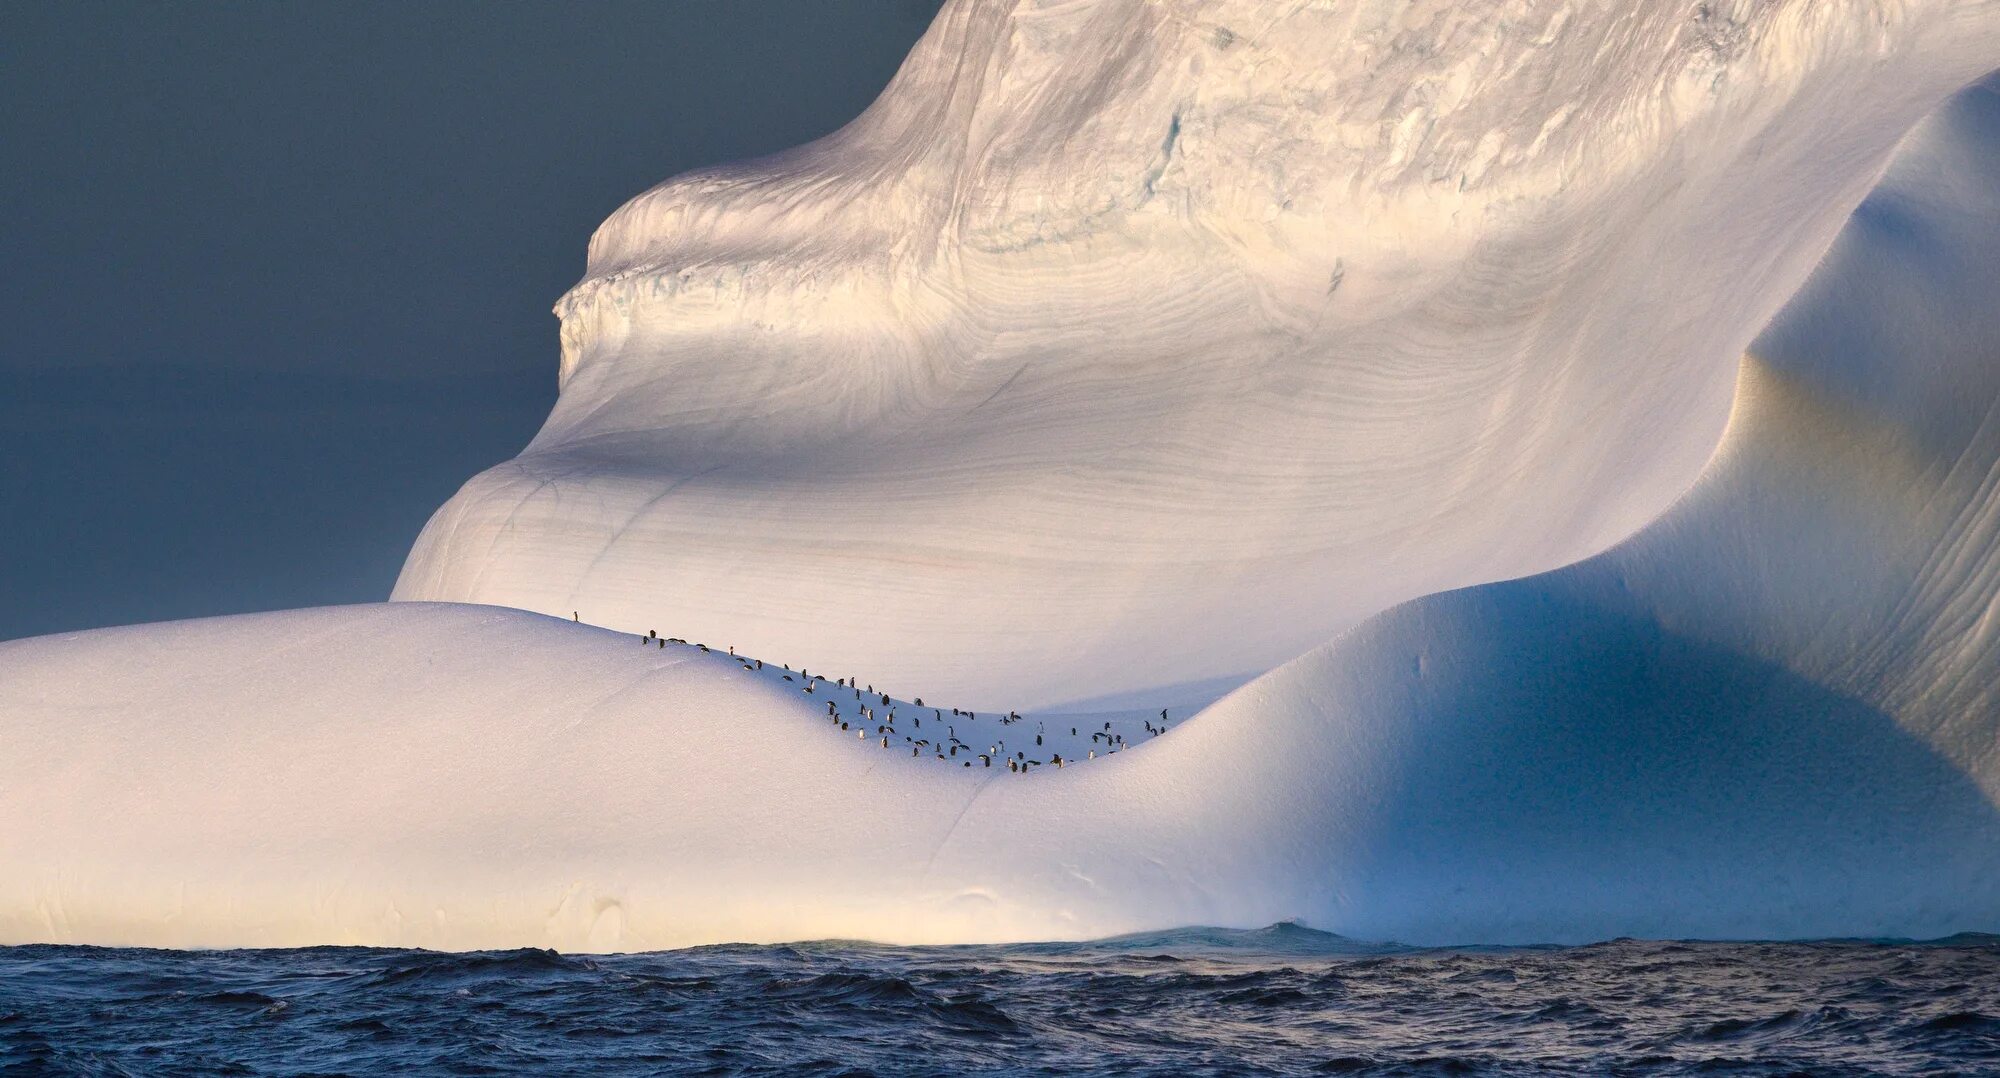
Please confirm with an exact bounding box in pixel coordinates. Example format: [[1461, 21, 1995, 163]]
[[1115, 73, 2000, 943], [399, 0, 2000, 709], [7, 3, 2000, 950]]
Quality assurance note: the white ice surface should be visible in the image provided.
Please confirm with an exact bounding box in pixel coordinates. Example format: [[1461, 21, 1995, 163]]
[[7, 2, 2000, 950], [396, 0, 2000, 709]]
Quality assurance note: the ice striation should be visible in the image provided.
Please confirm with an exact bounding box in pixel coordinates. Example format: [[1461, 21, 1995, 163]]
[[6, 0, 2000, 950], [396, 0, 2000, 708]]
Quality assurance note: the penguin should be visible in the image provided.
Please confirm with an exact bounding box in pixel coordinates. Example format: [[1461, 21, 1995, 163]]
[[572, 611, 578, 622], [658, 639, 665, 649], [915, 697, 924, 707]]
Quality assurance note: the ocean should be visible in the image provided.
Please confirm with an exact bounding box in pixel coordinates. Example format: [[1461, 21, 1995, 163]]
[[2, 925, 1995, 1075]]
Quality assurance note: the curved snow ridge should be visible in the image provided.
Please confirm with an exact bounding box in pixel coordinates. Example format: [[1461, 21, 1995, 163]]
[[1076, 70, 2000, 943], [0, 603, 1209, 951], [399, 0, 2000, 710]]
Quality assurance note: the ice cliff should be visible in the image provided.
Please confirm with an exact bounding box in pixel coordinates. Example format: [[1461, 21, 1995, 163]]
[[399, 0, 2000, 709]]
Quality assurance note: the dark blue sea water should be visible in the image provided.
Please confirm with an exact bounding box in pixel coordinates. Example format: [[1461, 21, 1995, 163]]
[[2, 925, 1996, 1076]]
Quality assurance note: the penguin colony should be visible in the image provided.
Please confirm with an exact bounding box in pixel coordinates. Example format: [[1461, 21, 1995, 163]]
[[628, 626, 1173, 772]]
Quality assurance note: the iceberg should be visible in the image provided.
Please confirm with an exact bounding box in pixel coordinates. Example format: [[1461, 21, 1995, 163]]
[[5, 0, 2000, 950], [396, 0, 2000, 709]]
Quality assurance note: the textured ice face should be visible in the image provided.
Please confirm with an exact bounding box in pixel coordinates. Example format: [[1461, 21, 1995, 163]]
[[396, 0, 2000, 708]]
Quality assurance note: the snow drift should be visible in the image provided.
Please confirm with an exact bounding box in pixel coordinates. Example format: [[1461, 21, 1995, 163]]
[[6, 0, 2000, 950]]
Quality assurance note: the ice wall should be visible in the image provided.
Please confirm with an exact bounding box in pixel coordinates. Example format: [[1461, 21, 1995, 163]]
[[395, 0, 2000, 709]]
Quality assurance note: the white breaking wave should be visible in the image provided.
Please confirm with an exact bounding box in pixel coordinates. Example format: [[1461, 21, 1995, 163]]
[[5, 1, 2000, 950]]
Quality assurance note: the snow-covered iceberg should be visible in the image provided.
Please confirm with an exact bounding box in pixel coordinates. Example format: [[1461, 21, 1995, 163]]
[[397, 0, 2000, 709], [6, 0, 2000, 950]]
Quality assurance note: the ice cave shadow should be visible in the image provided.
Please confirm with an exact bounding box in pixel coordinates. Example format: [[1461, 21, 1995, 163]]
[[1341, 574, 2000, 940]]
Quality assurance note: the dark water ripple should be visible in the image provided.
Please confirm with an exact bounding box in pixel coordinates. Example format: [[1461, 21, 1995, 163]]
[[2, 925, 1996, 1076]]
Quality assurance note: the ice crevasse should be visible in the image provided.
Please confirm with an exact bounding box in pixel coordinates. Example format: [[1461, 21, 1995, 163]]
[[6, 0, 2000, 950]]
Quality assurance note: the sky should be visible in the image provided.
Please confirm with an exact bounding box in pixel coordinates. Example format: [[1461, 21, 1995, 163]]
[[0, 0, 943, 642]]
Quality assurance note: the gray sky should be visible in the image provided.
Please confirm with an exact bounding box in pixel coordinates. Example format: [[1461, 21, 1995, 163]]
[[0, 1, 942, 640]]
